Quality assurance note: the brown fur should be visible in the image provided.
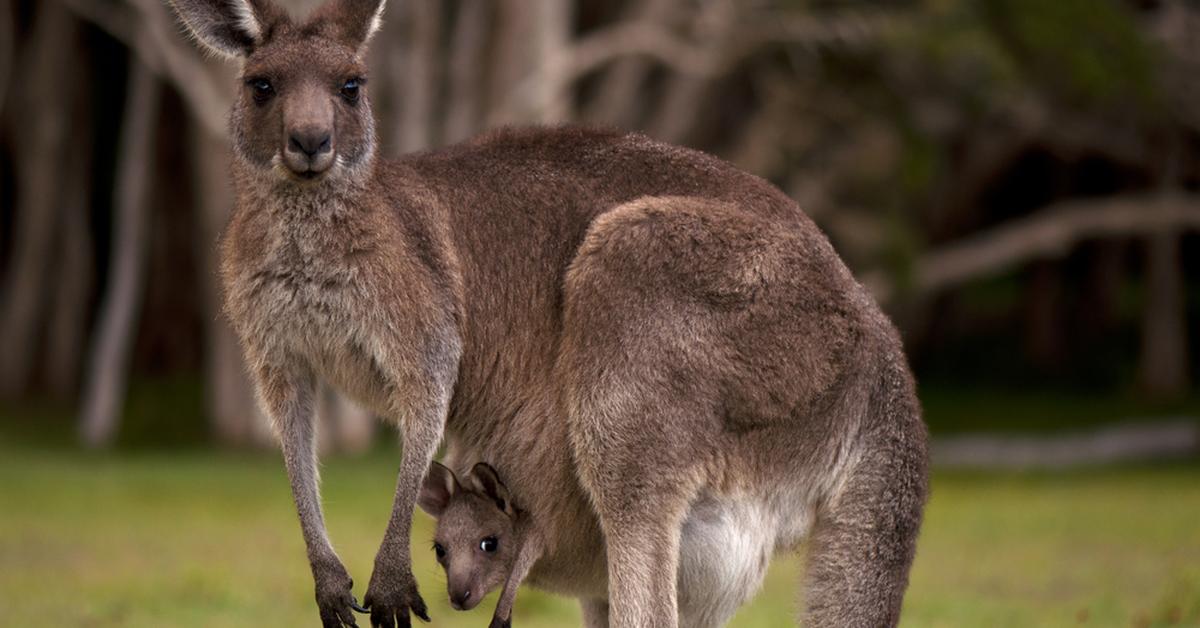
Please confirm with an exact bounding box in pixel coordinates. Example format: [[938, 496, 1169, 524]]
[[169, 1, 929, 627], [417, 463, 519, 613], [417, 461, 544, 628]]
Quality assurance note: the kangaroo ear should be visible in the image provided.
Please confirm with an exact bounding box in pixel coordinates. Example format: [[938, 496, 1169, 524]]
[[169, 0, 287, 58], [469, 463, 514, 517], [417, 461, 459, 518], [311, 0, 386, 53]]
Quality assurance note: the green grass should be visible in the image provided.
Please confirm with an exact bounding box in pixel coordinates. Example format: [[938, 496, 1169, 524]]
[[919, 384, 1200, 436], [2, 381, 1197, 626], [0, 442, 1197, 627]]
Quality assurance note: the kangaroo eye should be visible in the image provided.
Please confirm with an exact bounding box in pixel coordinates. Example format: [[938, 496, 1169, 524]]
[[480, 537, 498, 553], [433, 543, 446, 559], [247, 78, 274, 104], [340, 78, 362, 103]]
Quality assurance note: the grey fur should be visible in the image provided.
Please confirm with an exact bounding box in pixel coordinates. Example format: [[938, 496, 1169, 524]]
[[169, 1, 929, 626]]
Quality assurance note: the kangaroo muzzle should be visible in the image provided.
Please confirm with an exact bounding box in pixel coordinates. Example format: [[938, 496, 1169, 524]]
[[281, 83, 336, 178]]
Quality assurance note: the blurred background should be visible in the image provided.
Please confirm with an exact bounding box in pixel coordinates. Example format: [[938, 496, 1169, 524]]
[[0, 0, 1198, 626]]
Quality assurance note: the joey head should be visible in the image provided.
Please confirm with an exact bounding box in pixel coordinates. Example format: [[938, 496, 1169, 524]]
[[418, 462, 520, 612]]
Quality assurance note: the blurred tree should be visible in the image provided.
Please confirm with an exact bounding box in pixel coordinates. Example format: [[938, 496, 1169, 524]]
[[1, 0, 1197, 447], [0, 0, 12, 119], [0, 1, 78, 396], [44, 85, 94, 397], [79, 61, 158, 448], [190, 118, 276, 448]]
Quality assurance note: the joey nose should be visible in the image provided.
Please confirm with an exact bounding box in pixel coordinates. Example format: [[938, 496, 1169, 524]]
[[449, 589, 472, 610], [289, 129, 331, 157]]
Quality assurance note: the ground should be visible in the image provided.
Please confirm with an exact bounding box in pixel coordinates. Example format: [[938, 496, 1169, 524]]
[[1, 441, 1198, 627], [2, 383, 1199, 626]]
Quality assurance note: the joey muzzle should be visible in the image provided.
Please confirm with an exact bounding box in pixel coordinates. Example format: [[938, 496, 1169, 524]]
[[448, 583, 477, 611]]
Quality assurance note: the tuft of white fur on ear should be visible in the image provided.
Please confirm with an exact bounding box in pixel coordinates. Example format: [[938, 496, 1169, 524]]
[[363, 0, 386, 46], [228, 0, 263, 43], [169, 0, 267, 59]]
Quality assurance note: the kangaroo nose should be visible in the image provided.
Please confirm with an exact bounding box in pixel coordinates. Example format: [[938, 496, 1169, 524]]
[[450, 589, 472, 610], [288, 129, 331, 157]]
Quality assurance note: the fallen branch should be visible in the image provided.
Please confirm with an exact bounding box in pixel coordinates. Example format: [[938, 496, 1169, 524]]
[[932, 419, 1199, 469], [560, 9, 899, 87], [497, 9, 901, 122], [732, 11, 901, 55], [864, 194, 1200, 303]]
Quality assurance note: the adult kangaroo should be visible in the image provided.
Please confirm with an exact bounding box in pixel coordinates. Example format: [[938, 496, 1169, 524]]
[[169, 0, 929, 626]]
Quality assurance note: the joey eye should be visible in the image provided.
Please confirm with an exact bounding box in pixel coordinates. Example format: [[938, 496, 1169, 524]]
[[433, 543, 446, 559], [247, 78, 274, 104], [480, 537, 498, 553], [340, 78, 362, 103]]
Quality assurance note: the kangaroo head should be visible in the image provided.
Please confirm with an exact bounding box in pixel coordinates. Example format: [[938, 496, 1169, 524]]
[[169, 0, 383, 184], [418, 461, 517, 611]]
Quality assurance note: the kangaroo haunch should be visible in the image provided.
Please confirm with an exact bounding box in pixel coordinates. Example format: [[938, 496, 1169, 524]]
[[168, 1, 930, 626]]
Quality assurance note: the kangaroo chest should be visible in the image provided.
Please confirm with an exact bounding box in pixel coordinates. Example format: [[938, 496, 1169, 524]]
[[229, 210, 399, 414]]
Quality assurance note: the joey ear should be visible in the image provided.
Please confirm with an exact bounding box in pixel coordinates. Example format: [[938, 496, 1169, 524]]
[[469, 463, 514, 516], [417, 461, 459, 518], [312, 0, 386, 53], [169, 0, 288, 58]]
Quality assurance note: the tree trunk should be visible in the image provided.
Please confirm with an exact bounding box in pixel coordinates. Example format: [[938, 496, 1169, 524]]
[[366, 4, 400, 155], [646, 0, 733, 144], [1077, 241, 1124, 341], [79, 62, 160, 448], [1138, 138, 1190, 401], [583, 0, 678, 128], [190, 119, 276, 447], [0, 0, 13, 116], [393, 0, 441, 153], [1138, 231, 1189, 399], [0, 1, 76, 396], [1023, 261, 1064, 370], [318, 386, 375, 456], [443, 0, 488, 143], [44, 90, 95, 397], [488, 0, 573, 125], [531, 0, 573, 123]]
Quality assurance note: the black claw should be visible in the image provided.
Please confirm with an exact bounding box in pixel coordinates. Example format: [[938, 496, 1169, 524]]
[[350, 597, 369, 614], [413, 604, 430, 623]]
